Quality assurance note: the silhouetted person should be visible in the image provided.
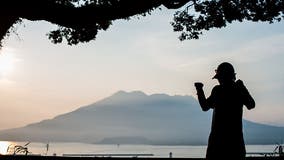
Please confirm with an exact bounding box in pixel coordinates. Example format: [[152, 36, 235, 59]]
[[194, 62, 255, 160]]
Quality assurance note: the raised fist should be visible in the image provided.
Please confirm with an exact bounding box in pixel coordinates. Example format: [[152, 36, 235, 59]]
[[194, 82, 204, 89], [236, 79, 245, 89]]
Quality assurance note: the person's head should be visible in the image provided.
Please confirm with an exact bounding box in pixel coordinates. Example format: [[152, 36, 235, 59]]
[[213, 62, 236, 84]]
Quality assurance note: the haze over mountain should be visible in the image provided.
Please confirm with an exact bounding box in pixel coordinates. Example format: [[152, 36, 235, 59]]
[[0, 91, 283, 145]]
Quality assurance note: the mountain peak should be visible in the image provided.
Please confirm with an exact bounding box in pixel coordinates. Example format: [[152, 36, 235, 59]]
[[113, 90, 128, 96], [112, 90, 147, 97]]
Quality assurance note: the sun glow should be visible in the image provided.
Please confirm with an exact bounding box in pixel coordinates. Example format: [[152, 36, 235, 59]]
[[0, 141, 13, 155], [0, 53, 15, 76]]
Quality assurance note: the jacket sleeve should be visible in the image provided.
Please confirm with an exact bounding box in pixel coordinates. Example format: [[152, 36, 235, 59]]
[[196, 86, 217, 111], [236, 80, 255, 110], [242, 88, 255, 110]]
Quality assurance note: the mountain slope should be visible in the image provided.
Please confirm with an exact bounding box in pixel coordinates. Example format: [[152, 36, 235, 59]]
[[0, 91, 283, 145]]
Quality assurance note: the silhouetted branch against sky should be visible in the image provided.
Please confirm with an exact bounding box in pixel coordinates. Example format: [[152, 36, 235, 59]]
[[0, 0, 284, 47]]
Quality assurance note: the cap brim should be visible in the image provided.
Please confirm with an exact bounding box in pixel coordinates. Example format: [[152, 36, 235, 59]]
[[212, 74, 218, 79]]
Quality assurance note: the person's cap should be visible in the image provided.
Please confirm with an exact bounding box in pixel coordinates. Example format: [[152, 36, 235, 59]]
[[213, 62, 235, 79]]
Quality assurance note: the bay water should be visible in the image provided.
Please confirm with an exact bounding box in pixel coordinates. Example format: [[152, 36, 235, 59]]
[[2, 141, 278, 158]]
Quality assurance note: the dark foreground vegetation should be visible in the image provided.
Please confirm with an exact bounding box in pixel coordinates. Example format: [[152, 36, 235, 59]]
[[0, 155, 284, 160]]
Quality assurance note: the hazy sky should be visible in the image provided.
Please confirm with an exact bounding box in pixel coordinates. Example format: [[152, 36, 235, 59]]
[[0, 8, 284, 130]]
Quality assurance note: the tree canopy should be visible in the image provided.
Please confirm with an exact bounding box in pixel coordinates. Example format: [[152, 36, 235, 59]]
[[1, 0, 284, 47]]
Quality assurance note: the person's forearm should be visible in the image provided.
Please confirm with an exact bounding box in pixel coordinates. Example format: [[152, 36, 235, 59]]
[[243, 90, 255, 110], [236, 80, 255, 110], [196, 89, 210, 111]]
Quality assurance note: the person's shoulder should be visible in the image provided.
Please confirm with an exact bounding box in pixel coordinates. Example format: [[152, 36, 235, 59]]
[[211, 85, 221, 93], [213, 85, 221, 90]]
